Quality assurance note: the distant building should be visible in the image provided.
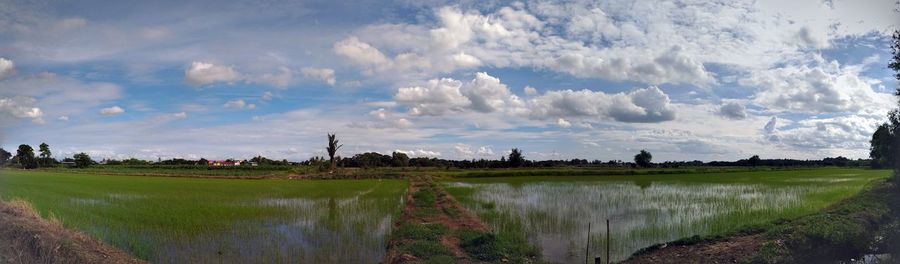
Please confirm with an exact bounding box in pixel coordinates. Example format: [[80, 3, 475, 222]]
[[208, 160, 240, 166]]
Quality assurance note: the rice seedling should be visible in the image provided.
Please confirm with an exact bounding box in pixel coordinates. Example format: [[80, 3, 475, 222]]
[[444, 168, 891, 263], [0, 170, 407, 263]]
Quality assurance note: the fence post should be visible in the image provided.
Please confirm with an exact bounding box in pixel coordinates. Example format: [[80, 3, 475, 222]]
[[585, 222, 591, 264], [606, 219, 610, 264]]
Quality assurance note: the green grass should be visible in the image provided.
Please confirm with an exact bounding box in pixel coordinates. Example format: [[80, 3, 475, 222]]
[[755, 178, 900, 263], [444, 168, 891, 263], [0, 169, 407, 263]]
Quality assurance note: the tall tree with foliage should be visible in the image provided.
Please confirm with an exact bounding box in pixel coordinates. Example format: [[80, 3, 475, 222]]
[[871, 30, 900, 171], [15, 144, 37, 169], [38, 142, 52, 167], [73, 152, 93, 168], [0, 148, 10, 165], [392, 151, 410, 167], [326, 133, 343, 173], [508, 148, 525, 168], [748, 155, 761, 167], [634, 149, 653, 168]]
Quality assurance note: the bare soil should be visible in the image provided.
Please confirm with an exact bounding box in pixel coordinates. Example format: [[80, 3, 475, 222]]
[[622, 233, 764, 264], [385, 177, 490, 264], [0, 199, 144, 264]]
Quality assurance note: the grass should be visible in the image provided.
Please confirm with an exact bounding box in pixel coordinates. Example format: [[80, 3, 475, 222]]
[[754, 177, 900, 263], [0, 169, 407, 263], [444, 168, 891, 263]]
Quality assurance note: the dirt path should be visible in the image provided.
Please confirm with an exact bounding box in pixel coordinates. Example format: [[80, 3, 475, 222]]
[[622, 233, 764, 264], [385, 176, 490, 263], [0, 199, 144, 264]]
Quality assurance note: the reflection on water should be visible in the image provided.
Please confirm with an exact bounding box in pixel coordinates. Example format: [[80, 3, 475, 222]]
[[447, 181, 826, 263], [148, 195, 397, 263], [69, 188, 403, 264]]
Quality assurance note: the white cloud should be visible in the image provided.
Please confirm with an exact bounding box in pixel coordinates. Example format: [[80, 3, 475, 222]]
[[395, 72, 524, 116], [528, 86, 675, 123], [99, 106, 125, 116], [0, 58, 14, 80], [0, 97, 43, 123], [224, 99, 255, 110], [523, 86, 537, 96], [173, 112, 187, 119], [258, 67, 293, 88], [394, 149, 441, 157], [300, 67, 336, 86], [745, 57, 893, 114], [718, 101, 747, 120], [57, 115, 69, 121], [557, 118, 572, 128], [765, 115, 881, 151], [261, 91, 274, 101], [185, 61, 241, 86]]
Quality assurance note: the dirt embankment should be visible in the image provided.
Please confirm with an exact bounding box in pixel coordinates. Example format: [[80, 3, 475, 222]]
[[385, 177, 491, 263], [0, 199, 144, 264], [622, 233, 764, 264]]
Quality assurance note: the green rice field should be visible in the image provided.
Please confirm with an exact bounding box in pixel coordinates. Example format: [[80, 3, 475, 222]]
[[0, 170, 407, 263], [0, 168, 890, 263], [444, 168, 891, 263]]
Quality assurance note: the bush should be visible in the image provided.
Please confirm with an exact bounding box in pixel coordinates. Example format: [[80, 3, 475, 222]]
[[457, 229, 503, 261]]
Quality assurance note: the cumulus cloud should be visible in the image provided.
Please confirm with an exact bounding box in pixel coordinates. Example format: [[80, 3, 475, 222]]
[[453, 144, 495, 158], [0, 58, 14, 80], [224, 99, 255, 110], [557, 118, 572, 128], [300, 67, 336, 86], [394, 72, 675, 123], [185, 61, 241, 86], [258, 67, 293, 88], [394, 149, 441, 157], [745, 57, 893, 114], [0, 97, 43, 123], [718, 101, 747, 120], [528, 86, 675, 123], [99, 106, 125, 115], [765, 115, 880, 150], [395, 72, 524, 116], [523, 86, 537, 96]]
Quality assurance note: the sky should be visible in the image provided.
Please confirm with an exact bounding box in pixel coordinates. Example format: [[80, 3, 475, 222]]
[[0, 0, 898, 162]]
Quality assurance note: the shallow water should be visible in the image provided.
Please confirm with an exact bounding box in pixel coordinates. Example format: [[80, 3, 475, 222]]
[[445, 180, 831, 263]]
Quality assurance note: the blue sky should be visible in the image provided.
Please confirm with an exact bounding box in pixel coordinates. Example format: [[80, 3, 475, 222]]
[[0, 0, 898, 162]]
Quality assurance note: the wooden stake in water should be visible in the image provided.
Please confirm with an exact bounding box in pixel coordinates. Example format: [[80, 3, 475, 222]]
[[585, 222, 591, 264], [606, 219, 610, 264]]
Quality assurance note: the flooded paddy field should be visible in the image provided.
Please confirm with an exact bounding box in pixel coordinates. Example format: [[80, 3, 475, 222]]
[[0, 170, 407, 263], [444, 168, 891, 263]]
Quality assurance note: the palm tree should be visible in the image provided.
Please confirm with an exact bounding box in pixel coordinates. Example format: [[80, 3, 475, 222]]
[[326, 133, 343, 173]]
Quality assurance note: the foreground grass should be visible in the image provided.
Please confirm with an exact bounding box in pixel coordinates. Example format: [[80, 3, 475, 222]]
[[754, 176, 900, 263], [0, 170, 407, 263], [445, 168, 891, 263]]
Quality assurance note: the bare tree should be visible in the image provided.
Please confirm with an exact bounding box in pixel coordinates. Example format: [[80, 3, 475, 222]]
[[326, 133, 343, 173]]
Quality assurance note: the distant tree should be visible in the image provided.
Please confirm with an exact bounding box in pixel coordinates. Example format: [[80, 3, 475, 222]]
[[634, 150, 653, 168], [38, 142, 52, 167], [73, 153, 92, 168], [326, 133, 343, 173], [392, 151, 410, 167], [198, 158, 209, 166], [508, 148, 525, 168], [748, 155, 761, 167], [0, 148, 10, 165], [15, 144, 37, 169]]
